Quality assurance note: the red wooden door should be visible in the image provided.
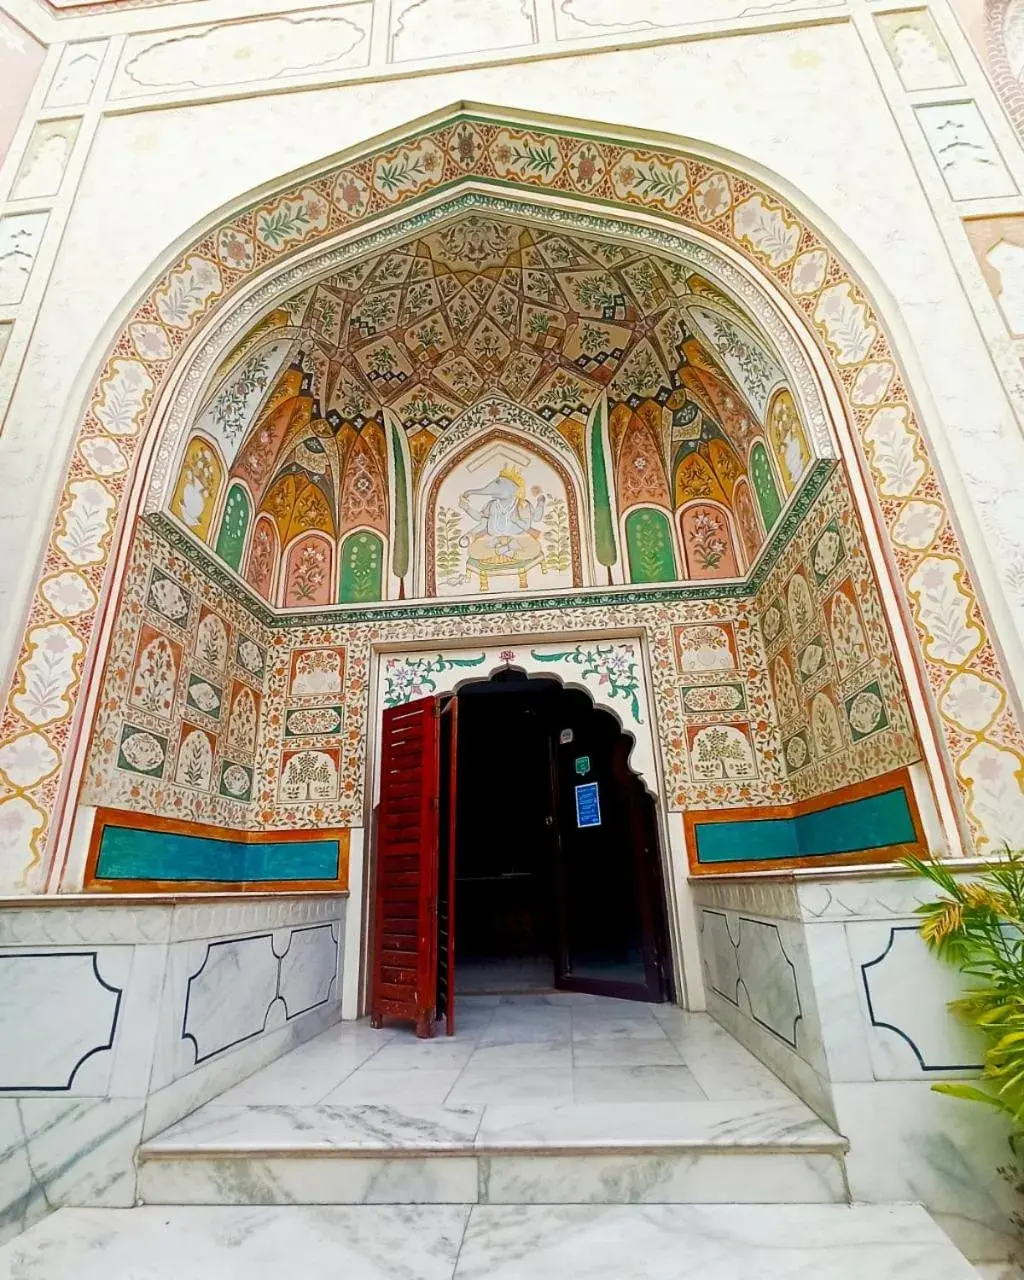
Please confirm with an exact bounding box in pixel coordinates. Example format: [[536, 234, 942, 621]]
[[436, 695, 458, 1036], [370, 696, 442, 1038]]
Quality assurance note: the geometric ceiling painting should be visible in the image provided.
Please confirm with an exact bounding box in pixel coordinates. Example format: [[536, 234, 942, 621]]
[[165, 214, 816, 608]]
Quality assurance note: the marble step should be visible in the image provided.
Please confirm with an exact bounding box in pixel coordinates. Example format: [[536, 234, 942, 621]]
[[137, 1099, 850, 1205], [0, 1203, 982, 1277]]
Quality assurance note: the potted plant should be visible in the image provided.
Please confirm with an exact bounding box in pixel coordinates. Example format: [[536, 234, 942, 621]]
[[909, 850, 1024, 1257], [909, 850, 1024, 1132]]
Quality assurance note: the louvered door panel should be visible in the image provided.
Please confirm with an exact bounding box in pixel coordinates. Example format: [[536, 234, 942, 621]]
[[436, 696, 458, 1036], [370, 697, 441, 1037]]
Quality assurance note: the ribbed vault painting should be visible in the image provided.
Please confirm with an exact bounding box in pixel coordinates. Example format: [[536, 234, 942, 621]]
[[166, 216, 810, 607]]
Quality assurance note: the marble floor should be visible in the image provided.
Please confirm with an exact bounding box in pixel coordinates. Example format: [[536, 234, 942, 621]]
[[0, 1202, 983, 1278], [455, 957, 555, 992], [136, 995, 849, 1208], [188, 994, 801, 1110]]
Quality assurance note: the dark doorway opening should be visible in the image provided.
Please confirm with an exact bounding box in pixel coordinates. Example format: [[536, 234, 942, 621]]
[[452, 667, 673, 1003], [369, 670, 675, 1038]]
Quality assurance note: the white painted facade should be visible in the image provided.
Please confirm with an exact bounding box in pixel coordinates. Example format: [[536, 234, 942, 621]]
[[3, 0, 1024, 1272]]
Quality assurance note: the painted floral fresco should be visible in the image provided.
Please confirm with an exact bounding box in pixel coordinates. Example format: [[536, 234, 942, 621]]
[[82, 465, 920, 831], [82, 528, 270, 824], [4, 107, 1022, 890], [161, 214, 805, 606], [432, 444, 576, 596], [753, 473, 920, 804]]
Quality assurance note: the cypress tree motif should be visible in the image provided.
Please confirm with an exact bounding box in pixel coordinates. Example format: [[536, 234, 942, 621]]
[[589, 398, 616, 583]]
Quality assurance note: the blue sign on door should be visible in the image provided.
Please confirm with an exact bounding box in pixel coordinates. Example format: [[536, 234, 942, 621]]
[[575, 782, 602, 828]]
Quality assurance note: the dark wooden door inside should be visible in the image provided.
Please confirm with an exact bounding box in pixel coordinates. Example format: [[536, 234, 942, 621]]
[[370, 680, 670, 1027]]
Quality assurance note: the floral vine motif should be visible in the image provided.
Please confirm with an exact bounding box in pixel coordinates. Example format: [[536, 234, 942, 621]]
[[289, 542, 329, 603], [212, 352, 271, 446], [530, 644, 643, 723], [382, 653, 487, 708]]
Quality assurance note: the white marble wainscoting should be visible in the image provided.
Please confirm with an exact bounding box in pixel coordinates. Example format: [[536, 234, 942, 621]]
[[136, 996, 849, 1208], [690, 869, 1020, 1267], [0, 894, 346, 1246], [0, 1203, 983, 1278]]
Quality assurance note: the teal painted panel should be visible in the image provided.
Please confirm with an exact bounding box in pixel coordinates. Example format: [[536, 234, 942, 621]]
[[95, 824, 340, 882], [695, 787, 915, 865], [799, 788, 915, 854], [696, 816, 799, 864]]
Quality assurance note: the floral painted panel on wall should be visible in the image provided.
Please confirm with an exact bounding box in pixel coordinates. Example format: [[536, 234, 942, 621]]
[[84, 470, 922, 836], [756, 468, 921, 803], [82, 526, 273, 828]]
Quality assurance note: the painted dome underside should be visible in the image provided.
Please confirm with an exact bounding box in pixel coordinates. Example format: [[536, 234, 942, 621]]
[[166, 213, 814, 607]]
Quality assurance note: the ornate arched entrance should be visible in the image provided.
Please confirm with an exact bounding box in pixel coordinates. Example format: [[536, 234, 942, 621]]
[[0, 103, 1020, 907]]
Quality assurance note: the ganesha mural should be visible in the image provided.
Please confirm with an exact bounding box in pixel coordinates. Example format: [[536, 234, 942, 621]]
[[428, 436, 581, 597]]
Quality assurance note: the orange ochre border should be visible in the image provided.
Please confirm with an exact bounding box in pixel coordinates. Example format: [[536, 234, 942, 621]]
[[85, 806, 350, 893], [683, 767, 926, 876]]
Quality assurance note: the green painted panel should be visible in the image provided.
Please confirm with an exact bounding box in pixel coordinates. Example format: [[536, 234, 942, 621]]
[[625, 508, 676, 583], [391, 424, 409, 579], [590, 402, 616, 569], [339, 530, 384, 603], [214, 485, 251, 572], [95, 824, 340, 882], [694, 787, 916, 864], [750, 442, 782, 531]]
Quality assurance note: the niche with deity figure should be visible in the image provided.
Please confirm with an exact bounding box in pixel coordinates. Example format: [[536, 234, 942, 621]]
[[427, 436, 581, 597]]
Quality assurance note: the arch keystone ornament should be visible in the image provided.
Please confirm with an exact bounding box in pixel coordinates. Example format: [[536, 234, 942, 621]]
[[2, 104, 1023, 892]]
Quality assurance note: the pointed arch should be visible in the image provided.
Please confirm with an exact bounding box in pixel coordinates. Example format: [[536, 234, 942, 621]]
[[731, 477, 762, 571], [214, 481, 253, 572], [169, 435, 225, 544], [422, 425, 584, 597], [245, 512, 280, 602], [339, 528, 386, 603], [281, 531, 335, 609], [749, 439, 783, 532], [623, 505, 678, 584], [6, 102, 1022, 891], [766, 388, 811, 495], [678, 500, 742, 579]]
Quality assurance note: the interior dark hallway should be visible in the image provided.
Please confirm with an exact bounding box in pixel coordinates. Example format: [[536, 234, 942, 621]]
[[451, 669, 672, 1003]]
